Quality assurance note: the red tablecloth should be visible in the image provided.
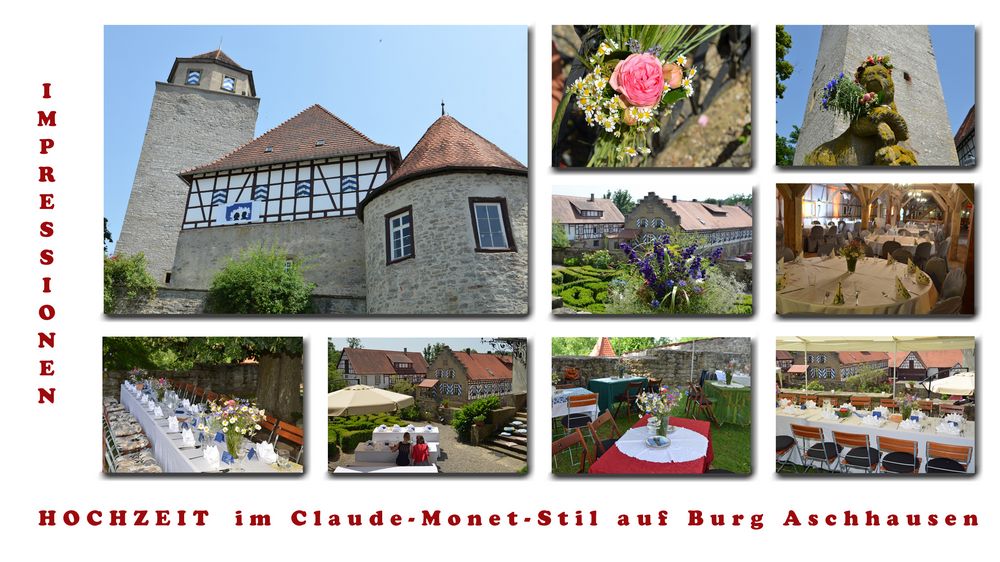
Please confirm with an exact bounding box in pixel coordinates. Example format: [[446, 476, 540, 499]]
[[587, 415, 713, 474]]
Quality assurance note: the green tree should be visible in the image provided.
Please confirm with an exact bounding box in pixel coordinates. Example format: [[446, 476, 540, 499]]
[[104, 253, 157, 313], [551, 337, 597, 357], [776, 125, 800, 167], [604, 189, 636, 215], [328, 340, 347, 392], [346, 338, 363, 349], [104, 218, 113, 255], [423, 342, 448, 364], [390, 379, 415, 396], [552, 220, 570, 249], [776, 25, 794, 99], [205, 245, 315, 314], [609, 337, 657, 354]]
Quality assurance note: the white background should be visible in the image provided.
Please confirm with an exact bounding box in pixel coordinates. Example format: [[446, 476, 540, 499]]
[[1, 1, 992, 558]]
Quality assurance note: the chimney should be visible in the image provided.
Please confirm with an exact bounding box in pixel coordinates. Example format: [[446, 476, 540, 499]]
[[403, 348, 407, 353], [671, 195, 677, 203], [589, 193, 595, 202], [692, 198, 698, 202]]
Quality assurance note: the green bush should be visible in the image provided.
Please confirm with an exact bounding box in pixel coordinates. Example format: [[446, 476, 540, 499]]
[[843, 367, 891, 393], [452, 396, 501, 440], [731, 294, 753, 315], [582, 249, 614, 269], [104, 253, 158, 313], [399, 404, 421, 420], [561, 286, 595, 307], [585, 303, 606, 313], [551, 270, 564, 285], [563, 257, 580, 267], [803, 381, 825, 391], [336, 429, 374, 453], [205, 245, 315, 314]]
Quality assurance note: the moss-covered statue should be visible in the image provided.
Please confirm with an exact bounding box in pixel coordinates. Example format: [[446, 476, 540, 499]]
[[805, 54, 917, 166]]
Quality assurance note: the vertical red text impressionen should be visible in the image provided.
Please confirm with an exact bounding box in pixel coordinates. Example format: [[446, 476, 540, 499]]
[[38, 82, 56, 404]]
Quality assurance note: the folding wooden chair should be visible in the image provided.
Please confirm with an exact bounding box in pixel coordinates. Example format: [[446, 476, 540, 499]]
[[256, 414, 278, 443], [878, 436, 921, 474], [832, 431, 879, 473], [690, 385, 721, 426], [586, 410, 621, 458], [552, 428, 591, 474], [925, 442, 972, 474], [613, 380, 646, 419], [850, 396, 872, 409], [776, 435, 797, 473], [274, 420, 305, 463], [937, 403, 966, 417], [878, 398, 898, 412], [791, 424, 841, 472]]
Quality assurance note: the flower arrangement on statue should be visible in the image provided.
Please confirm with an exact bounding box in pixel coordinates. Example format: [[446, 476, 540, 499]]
[[617, 234, 724, 313], [816, 55, 892, 122], [150, 377, 170, 401], [204, 398, 265, 458]]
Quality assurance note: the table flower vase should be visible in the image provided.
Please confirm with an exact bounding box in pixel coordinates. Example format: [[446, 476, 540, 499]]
[[846, 256, 857, 273], [646, 416, 661, 436], [658, 415, 671, 435]]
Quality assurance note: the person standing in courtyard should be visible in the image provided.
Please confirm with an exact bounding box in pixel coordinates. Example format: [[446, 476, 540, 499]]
[[391, 433, 412, 466]]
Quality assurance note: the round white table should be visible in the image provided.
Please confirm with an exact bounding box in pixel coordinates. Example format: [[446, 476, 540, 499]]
[[777, 256, 937, 315]]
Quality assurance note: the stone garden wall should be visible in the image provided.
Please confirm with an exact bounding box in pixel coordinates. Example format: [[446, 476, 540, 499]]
[[104, 364, 259, 399]]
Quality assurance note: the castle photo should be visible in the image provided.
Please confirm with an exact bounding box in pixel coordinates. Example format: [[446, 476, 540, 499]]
[[104, 26, 528, 315]]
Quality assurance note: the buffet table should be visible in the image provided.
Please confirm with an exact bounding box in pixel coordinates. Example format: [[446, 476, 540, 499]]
[[371, 425, 440, 443], [354, 441, 439, 464]]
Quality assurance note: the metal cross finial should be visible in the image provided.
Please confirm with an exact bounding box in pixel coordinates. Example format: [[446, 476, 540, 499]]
[[441, 100, 445, 116]]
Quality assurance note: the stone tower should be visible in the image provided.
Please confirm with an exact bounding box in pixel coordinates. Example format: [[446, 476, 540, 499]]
[[793, 26, 959, 166], [115, 49, 260, 283], [359, 115, 528, 315]]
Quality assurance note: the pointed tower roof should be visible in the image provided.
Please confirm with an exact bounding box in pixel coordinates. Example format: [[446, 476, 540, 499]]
[[590, 338, 617, 358], [167, 49, 257, 96], [190, 49, 246, 70], [358, 114, 526, 220], [180, 104, 401, 180]]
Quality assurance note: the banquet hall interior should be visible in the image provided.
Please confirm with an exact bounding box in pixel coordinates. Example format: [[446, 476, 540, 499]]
[[102, 337, 305, 474], [551, 337, 751, 475], [776, 336, 975, 475], [775, 183, 975, 315]]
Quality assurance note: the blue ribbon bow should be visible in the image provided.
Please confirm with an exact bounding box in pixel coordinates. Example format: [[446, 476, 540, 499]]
[[215, 431, 225, 443], [221, 451, 234, 465]]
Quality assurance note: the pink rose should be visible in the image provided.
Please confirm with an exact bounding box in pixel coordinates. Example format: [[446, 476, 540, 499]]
[[609, 53, 664, 108], [662, 62, 684, 89]]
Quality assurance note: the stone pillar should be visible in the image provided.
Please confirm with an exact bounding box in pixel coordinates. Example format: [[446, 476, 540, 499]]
[[793, 26, 960, 166]]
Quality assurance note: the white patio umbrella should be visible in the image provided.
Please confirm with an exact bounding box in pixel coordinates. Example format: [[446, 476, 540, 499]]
[[929, 371, 975, 396], [327, 384, 415, 417]]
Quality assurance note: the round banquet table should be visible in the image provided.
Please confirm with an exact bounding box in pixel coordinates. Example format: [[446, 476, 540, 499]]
[[703, 382, 751, 426], [587, 415, 713, 474], [777, 256, 937, 315], [867, 234, 934, 256]]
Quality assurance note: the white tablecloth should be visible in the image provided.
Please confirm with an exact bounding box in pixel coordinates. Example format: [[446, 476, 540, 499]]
[[777, 256, 937, 315], [354, 442, 439, 463], [776, 408, 975, 473], [868, 234, 934, 256], [713, 371, 751, 387], [333, 465, 439, 474], [612, 425, 708, 463], [120, 384, 298, 473], [551, 387, 599, 420], [371, 425, 440, 443]]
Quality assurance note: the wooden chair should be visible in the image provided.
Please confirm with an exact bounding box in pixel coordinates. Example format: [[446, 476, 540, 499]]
[[879, 398, 898, 411], [689, 385, 721, 427], [925, 442, 973, 474], [552, 429, 591, 474], [817, 394, 838, 407], [646, 377, 662, 394], [274, 421, 305, 463], [918, 400, 935, 416], [613, 380, 646, 419], [562, 394, 598, 438], [256, 414, 278, 443], [776, 435, 797, 472], [791, 424, 840, 472], [832, 431, 879, 474], [877, 436, 921, 474], [937, 403, 966, 417], [850, 396, 872, 409], [192, 386, 206, 403], [205, 391, 220, 402], [778, 393, 796, 403], [586, 410, 621, 458], [800, 394, 818, 405]]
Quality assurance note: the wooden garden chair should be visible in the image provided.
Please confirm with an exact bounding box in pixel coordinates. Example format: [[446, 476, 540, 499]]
[[877, 436, 921, 474], [586, 410, 621, 458], [925, 442, 973, 474], [552, 429, 591, 474]]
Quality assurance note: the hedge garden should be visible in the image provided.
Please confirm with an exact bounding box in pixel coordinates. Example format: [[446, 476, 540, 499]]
[[552, 265, 620, 313], [328, 413, 406, 453]]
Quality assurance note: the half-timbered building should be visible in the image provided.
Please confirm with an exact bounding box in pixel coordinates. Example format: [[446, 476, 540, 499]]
[[419, 346, 513, 406], [624, 192, 753, 257]]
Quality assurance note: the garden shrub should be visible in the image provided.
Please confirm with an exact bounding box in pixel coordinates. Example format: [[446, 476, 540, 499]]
[[399, 404, 421, 420], [585, 303, 606, 313], [452, 396, 501, 440], [561, 286, 595, 307], [563, 257, 580, 267], [104, 253, 158, 313], [205, 244, 315, 314], [803, 381, 825, 391], [551, 270, 564, 285], [581, 249, 614, 269], [336, 429, 374, 453], [843, 368, 890, 393]]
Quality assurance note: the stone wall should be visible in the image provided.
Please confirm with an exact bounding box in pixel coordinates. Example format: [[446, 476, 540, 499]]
[[794, 26, 960, 166], [113, 288, 365, 315], [115, 82, 259, 282], [363, 172, 529, 314], [553, 338, 751, 388], [103, 364, 259, 399], [170, 216, 366, 297]]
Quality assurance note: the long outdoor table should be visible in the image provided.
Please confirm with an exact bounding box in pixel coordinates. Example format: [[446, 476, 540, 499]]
[[704, 382, 750, 426], [588, 415, 713, 474], [354, 442, 440, 464], [587, 376, 648, 412], [120, 384, 301, 473], [334, 465, 439, 474], [371, 425, 440, 443], [776, 407, 975, 473]]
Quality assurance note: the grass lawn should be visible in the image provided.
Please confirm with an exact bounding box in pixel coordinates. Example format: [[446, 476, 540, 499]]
[[552, 395, 750, 474]]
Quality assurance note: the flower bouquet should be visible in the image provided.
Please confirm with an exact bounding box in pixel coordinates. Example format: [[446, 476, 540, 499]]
[[636, 387, 680, 436], [126, 368, 147, 390], [839, 239, 865, 273], [151, 377, 170, 402], [618, 234, 724, 313], [554, 25, 727, 167], [205, 398, 265, 461], [816, 55, 892, 122]]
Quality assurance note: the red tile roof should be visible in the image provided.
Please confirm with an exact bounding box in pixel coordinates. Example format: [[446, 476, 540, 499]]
[[552, 194, 625, 224], [453, 352, 513, 381], [342, 348, 428, 377], [417, 379, 439, 388], [358, 115, 526, 220], [590, 337, 617, 358], [890, 350, 965, 369], [837, 351, 889, 365], [180, 104, 400, 179], [191, 49, 246, 70], [787, 364, 807, 373], [660, 199, 753, 231], [776, 350, 793, 361]]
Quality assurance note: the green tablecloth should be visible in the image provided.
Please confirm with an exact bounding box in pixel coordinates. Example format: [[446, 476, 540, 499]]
[[704, 382, 750, 426], [587, 377, 648, 412]]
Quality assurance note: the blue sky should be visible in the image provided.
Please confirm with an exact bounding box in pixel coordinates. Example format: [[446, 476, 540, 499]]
[[328, 338, 495, 354], [104, 26, 527, 252], [776, 25, 975, 139]]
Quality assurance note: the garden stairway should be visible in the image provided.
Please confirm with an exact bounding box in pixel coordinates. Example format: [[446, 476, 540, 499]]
[[482, 410, 528, 462]]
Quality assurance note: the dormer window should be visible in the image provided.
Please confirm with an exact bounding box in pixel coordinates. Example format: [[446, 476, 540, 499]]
[[186, 69, 202, 85], [315, 139, 326, 147], [394, 362, 412, 369], [221, 76, 236, 92], [581, 210, 603, 218], [263, 146, 273, 153]]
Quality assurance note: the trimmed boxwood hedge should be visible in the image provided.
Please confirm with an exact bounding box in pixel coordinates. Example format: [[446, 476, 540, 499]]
[[561, 286, 595, 307], [553, 265, 617, 311], [329, 413, 405, 452]]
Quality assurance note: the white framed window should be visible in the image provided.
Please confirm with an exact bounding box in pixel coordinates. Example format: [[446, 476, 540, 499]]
[[385, 207, 414, 264], [221, 75, 236, 92], [186, 69, 202, 85], [470, 198, 515, 251]]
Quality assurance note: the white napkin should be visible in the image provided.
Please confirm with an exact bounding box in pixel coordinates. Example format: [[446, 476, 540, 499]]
[[181, 399, 191, 408], [140, 394, 149, 405], [405, 424, 415, 431], [181, 428, 196, 447], [936, 422, 961, 435], [424, 425, 434, 431], [778, 398, 791, 408], [874, 406, 890, 418], [899, 419, 921, 431], [377, 424, 387, 431], [168, 416, 179, 432], [944, 413, 965, 424], [153, 405, 163, 417], [391, 424, 401, 432], [782, 406, 800, 415], [861, 415, 884, 427], [822, 411, 839, 420], [804, 400, 817, 409], [257, 442, 277, 464], [204, 445, 221, 470]]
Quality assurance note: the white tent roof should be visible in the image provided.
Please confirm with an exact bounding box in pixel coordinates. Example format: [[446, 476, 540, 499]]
[[775, 336, 975, 352], [929, 371, 976, 396]]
